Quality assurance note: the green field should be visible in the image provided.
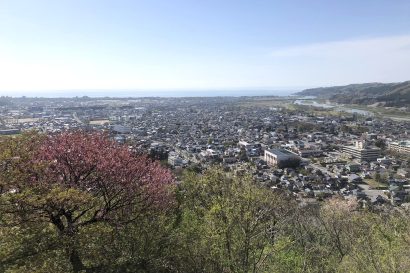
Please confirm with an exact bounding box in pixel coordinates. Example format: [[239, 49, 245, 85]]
[[364, 178, 388, 189]]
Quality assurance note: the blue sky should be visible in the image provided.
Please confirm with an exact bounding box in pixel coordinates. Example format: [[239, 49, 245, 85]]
[[1, 0, 410, 95]]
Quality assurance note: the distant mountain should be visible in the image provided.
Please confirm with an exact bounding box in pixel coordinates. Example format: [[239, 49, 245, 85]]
[[296, 81, 410, 107]]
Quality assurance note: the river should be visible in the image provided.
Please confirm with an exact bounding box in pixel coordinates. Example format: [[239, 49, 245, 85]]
[[293, 99, 373, 116]]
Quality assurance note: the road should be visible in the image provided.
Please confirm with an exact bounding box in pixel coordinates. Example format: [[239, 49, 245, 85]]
[[73, 112, 84, 124]]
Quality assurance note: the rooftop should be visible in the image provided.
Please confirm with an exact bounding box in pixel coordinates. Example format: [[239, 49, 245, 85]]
[[266, 148, 298, 157], [392, 140, 410, 147]]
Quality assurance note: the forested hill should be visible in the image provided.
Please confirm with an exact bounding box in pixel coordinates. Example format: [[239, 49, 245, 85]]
[[295, 81, 410, 107]]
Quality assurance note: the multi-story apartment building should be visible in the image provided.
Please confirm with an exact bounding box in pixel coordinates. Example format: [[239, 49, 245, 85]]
[[342, 140, 380, 162], [389, 140, 410, 154]]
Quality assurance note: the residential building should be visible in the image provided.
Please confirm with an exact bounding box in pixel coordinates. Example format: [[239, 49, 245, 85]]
[[389, 140, 410, 154]]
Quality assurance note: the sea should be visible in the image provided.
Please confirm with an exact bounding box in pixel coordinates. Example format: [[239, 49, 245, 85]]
[[3, 89, 297, 98]]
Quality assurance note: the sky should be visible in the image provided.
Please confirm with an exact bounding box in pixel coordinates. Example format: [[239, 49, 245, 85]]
[[1, 0, 410, 96]]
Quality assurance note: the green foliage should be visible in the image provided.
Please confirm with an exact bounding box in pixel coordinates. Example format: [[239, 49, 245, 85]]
[[338, 212, 410, 273], [375, 172, 389, 184], [172, 168, 296, 273], [296, 81, 410, 108], [1, 133, 410, 272], [375, 139, 387, 149]]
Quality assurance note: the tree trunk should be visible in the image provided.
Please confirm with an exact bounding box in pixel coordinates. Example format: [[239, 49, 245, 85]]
[[69, 248, 85, 273]]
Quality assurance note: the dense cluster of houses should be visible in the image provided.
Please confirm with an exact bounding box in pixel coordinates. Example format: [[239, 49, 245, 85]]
[[1, 96, 409, 207]]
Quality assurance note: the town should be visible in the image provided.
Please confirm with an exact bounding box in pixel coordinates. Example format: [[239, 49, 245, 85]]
[[1, 95, 409, 207]]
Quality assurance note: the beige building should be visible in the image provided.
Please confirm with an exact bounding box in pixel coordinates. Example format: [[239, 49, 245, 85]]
[[389, 140, 410, 154], [342, 140, 380, 162]]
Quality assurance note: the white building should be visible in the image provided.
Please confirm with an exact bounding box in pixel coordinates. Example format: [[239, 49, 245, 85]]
[[342, 140, 380, 162]]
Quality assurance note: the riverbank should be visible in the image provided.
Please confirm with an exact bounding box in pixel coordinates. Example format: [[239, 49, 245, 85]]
[[294, 99, 410, 121]]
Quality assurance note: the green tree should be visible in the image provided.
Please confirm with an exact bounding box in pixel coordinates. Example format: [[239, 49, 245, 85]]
[[339, 212, 410, 273], [375, 139, 387, 150], [173, 168, 295, 273]]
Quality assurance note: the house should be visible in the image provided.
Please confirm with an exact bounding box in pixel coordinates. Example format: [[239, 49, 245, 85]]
[[397, 169, 410, 178], [347, 174, 362, 183]]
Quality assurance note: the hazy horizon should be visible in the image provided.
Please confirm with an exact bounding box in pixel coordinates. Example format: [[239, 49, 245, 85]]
[[1, 0, 410, 96], [0, 88, 300, 98]]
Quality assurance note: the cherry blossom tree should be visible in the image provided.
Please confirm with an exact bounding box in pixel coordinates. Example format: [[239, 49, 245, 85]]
[[2, 131, 175, 272], [32, 131, 174, 229]]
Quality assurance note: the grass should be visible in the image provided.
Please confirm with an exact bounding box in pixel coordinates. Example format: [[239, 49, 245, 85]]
[[235, 97, 410, 121], [346, 104, 410, 121], [0, 134, 22, 140], [236, 98, 294, 108], [364, 178, 388, 189]]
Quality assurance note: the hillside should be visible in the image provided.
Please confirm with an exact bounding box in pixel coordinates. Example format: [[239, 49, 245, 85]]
[[296, 81, 410, 107]]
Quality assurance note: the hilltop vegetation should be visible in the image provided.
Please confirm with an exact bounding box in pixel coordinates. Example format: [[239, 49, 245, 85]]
[[0, 132, 410, 273], [296, 81, 410, 108]]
